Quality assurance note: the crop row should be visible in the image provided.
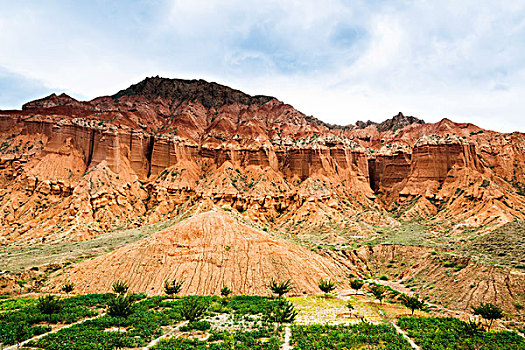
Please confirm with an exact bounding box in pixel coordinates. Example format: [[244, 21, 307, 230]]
[[398, 317, 525, 350], [152, 326, 283, 350], [0, 294, 116, 345], [291, 323, 413, 349]]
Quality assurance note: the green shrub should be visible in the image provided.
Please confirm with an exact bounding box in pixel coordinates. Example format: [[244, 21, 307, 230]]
[[399, 294, 426, 315], [37, 295, 63, 315], [264, 300, 297, 324], [112, 280, 129, 295], [220, 286, 232, 297], [62, 282, 75, 294], [399, 316, 524, 350], [106, 294, 137, 319], [369, 284, 386, 304], [318, 279, 336, 294], [292, 323, 412, 349], [269, 278, 293, 299], [349, 279, 364, 294], [180, 320, 211, 331], [179, 296, 210, 322], [472, 303, 504, 330], [163, 279, 183, 297]]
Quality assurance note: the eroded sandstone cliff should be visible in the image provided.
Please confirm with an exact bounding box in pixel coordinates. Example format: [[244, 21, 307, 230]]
[[0, 77, 524, 246]]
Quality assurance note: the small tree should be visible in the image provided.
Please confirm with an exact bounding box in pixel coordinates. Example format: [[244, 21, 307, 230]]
[[179, 296, 210, 322], [399, 294, 426, 315], [107, 294, 136, 318], [350, 279, 364, 295], [17, 279, 27, 294], [264, 300, 297, 325], [62, 282, 75, 295], [318, 279, 336, 294], [269, 278, 293, 299], [37, 295, 63, 315], [107, 294, 136, 347], [369, 284, 386, 304], [112, 280, 129, 295], [221, 286, 232, 297], [164, 279, 183, 297], [472, 303, 504, 330]]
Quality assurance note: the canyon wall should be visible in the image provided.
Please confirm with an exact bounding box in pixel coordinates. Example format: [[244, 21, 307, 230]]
[[0, 77, 524, 244]]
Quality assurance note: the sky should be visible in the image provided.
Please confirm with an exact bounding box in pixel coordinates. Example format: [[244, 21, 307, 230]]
[[0, 1, 524, 132]]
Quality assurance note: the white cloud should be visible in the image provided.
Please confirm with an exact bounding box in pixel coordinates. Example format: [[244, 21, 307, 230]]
[[0, 0, 524, 132]]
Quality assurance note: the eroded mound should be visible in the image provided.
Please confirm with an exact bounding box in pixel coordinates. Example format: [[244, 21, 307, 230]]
[[52, 211, 349, 295]]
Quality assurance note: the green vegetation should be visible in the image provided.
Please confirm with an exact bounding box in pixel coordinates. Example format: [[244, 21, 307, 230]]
[[318, 279, 336, 294], [0, 294, 105, 345], [268, 278, 293, 299], [111, 280, 129, 295], [398, 316, 525, 350], [37, 295, 63, 315], [164, 279, 184, 297], [179, 320, 211, 331], [17, 279, 27, 294], [61, 282, 75, 294], [264, 299, 297, 324], [369, 284, 386, 304], [349, 279, 364, 294], [220, 285, 232, 297], [223, 295, 277, 315], [0, 292, 519, 349], [152, 327, 282, 350], [179, 296, 210, 322], [472, 303, 504, 330], [399, 294, 426, 315], [292, 323, 412, 349], [30, 310, 170, 350], [106, 294, 137, 319], [0, 297, 36, 311]]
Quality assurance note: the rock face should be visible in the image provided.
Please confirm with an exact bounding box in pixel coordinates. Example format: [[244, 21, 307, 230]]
[[0, 76, 524, 245], [54, 211, 350, 295]]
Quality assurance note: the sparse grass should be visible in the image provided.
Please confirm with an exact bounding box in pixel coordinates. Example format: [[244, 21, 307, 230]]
[[0, 218, 179, 273], [357, 222, 452, 249]]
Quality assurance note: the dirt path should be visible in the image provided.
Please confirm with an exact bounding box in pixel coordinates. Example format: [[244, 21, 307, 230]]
[[282, 326, 292, 350], [143, 321, 188, 349], [390, 321, 421, 350], [4, 313, 105, 350]]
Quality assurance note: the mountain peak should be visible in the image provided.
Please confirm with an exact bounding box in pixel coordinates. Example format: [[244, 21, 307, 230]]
[[353, 112, 425, 132], [112, 76, 275, 109], [22, 93, 81, 110]]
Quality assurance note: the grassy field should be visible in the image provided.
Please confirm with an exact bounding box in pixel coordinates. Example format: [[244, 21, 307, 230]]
[[1, 290, 522, 350], [0, 219, 179, 273]]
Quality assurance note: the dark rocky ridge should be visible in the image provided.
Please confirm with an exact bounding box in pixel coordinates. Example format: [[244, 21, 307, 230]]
[[375, 112, 425, 132], [354, 112, 425, 132], [112, 76, 274, 109], [22, 93, 84, 110], [21, 77, 425, 133]]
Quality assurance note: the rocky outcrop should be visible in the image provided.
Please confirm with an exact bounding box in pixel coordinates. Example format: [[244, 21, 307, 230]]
[[113, 76, 274, 109], [22, 93, 86, 110]]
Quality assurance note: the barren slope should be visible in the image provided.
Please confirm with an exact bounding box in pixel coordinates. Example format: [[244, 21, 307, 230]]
[[50, 211, 351, 295]]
